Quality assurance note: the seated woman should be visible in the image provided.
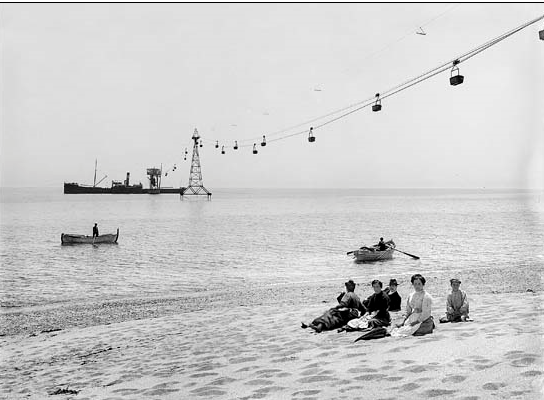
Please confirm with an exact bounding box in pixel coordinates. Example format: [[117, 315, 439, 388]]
[[384, 278, 402, 312], [440, 278, 471, 323], [364, 279, 391, 328], [389, 274, 435, 337], [302, 280, 365, 333]]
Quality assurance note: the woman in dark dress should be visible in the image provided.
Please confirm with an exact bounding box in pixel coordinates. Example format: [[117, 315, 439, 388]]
[[364, 280, 391, 328], [384, 278, 402, 312]]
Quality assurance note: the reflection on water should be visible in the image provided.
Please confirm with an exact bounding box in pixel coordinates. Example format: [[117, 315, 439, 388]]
[[1, 188, 542, 308]]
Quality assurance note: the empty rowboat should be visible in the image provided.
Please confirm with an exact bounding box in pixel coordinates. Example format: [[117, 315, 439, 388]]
[[61, 228, 119, 245]]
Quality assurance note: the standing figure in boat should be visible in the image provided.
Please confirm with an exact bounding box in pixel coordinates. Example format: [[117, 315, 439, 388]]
[[377, 237, 387, 251], [301, 280, 365, 333], [93, 223, 99, 238]]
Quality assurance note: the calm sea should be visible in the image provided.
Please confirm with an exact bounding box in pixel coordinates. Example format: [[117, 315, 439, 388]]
[[0, 188, 542, 308]]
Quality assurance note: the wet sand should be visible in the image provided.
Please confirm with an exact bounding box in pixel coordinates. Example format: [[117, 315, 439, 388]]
[[1, 279, 543, 399]]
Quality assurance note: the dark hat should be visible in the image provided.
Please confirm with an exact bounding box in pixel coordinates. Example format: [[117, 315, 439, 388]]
[[450, 278, 461, 284], [345, 279, 356, 286], [389, 279, 399, 286]]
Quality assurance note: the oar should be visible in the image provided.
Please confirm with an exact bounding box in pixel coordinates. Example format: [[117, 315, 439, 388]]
[[389, 247, 419, 260]]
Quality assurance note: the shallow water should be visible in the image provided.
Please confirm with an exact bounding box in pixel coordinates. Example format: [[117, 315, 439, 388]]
[[1, 188, 542, 308]]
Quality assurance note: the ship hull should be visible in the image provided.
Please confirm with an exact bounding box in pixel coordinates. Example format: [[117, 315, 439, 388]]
[[64, 182, 183, 194]]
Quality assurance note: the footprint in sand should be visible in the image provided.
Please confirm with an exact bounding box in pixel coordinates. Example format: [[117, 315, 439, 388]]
[[387, 346, 411, 353], [195, 362, 223, 371], [441, 375, 468, 383], [252, 385, 285, 395], [292, 389, 321, 397], [255, 368, 283, 375], [229, 356, 258, 364], [300, 368, 322, 376], [297, 375, 334, 384], [235, 366, 253, 372], [112, 388, 140, 394], [189, 372, 218, 379], [190, 387, 227, 396], [144, 388, 181, 396], [510, 390, 531, 397], [473, 363, 499, 371], [423, 388, 457, 397], [244, 379, 274, 386], [302, 362, 321, 369], [348, 367, 379, 373], [354, 374, 387, 381], [331, 379, 352, 387], [400, 364, 432, 373], [397, 382, 420, 391], [316, 351, 336, 357], [504, 350, 524, 357], [209, 377, 237, 385], [482, 382, 506, 390], [521, 370, 543, 377], [510, 357, 538, 368], [471, 358, 491, 363]]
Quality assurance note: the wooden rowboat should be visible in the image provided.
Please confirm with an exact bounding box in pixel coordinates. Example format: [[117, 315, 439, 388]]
[[61, 228, 119, 245], [352, 240, 395, 262]]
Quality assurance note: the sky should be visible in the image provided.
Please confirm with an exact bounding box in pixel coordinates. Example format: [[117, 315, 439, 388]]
[[1, 3, 543, 189]]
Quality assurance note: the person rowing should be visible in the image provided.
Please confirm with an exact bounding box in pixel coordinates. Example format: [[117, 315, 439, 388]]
[[360, 237, 388, 252]]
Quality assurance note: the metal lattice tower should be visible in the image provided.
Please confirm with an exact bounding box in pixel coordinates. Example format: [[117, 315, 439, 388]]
[[181, 128, 212, 199]]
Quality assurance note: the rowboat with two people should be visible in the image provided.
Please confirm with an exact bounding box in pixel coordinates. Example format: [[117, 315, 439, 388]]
[[61, 228, 119, 245], [347, 238, 421, 261], [349, 239, 396, 262]]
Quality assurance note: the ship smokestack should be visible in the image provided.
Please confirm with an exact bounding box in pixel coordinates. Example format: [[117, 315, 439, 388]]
[[125, 172, 130, 186]]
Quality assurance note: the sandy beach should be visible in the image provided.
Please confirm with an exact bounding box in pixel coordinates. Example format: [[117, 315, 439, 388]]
[[1, 276, 543, 400]]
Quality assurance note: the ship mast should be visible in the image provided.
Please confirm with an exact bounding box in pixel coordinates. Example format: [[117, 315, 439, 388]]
[[93, 159, 97, 187]]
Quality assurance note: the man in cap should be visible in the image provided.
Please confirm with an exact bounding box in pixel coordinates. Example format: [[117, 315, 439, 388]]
[[440, 278, 471, 323]]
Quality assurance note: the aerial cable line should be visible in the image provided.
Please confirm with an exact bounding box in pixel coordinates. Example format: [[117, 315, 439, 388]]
[[380, 14, 544, 100], [203, 6, 461, 147], [249, 14, 544, 147], [353, 4, 459, 67], [184, 14, 544, 152]]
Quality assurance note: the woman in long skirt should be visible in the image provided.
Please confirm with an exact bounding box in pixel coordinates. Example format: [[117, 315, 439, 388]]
[[389, 274, 435, 337]]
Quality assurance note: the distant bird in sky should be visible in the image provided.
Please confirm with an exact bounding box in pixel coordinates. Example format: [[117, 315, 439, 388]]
[[416, 27, 427, 35], [313, 88, 323, 92]]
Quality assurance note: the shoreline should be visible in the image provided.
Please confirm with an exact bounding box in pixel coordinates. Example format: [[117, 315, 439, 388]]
[[1, 265, 542, 338]]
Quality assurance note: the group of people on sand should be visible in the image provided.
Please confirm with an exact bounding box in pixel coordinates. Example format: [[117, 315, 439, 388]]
[[301, 274, 471, 340]]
